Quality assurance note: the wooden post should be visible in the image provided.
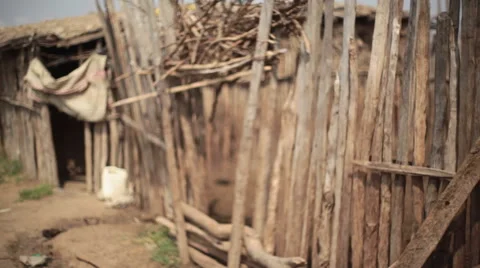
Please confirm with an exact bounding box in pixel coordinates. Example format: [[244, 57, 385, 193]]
[[285, 0, 323, 258], [412, 0, 430, 235], [378, 1, 404, 266], [330, 0, 355, 265], [228, 1, 274, 267], [263, 45, 298, 254], [308, 0, 334, 265], [391, 0, 420, 262], [84, 122, 93, 193], [352, 0, 389, 267], [253, 72, 277, 238], [389, 137, 480, 268]]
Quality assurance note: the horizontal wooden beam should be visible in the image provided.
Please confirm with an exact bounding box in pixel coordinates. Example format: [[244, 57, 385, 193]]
[[353, 160, 455, 178]]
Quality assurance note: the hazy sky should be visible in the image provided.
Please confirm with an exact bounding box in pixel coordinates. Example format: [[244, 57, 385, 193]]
[[0, 0, 445, 27]]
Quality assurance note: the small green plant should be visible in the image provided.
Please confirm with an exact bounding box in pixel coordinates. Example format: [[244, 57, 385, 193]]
[[0, 154, 23, 184], [18, 184, 53, 201], [139, 227, 180, 267]]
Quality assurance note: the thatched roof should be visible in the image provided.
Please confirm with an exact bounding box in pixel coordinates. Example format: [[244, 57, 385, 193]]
[[0, 13, 103, 50]]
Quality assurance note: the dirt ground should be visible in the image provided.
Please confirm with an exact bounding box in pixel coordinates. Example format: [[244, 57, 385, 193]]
[[0, 180, 162, 268]]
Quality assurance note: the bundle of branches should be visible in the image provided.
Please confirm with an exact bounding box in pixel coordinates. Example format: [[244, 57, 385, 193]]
[[161, 0, 308, 80]]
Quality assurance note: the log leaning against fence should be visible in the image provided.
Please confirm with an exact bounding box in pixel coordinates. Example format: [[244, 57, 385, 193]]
[[389, 137, 480, 268]]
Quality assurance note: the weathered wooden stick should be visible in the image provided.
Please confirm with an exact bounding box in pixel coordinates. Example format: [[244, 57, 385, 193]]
[[389, 137, 480, 268], [119, 114, 166, 149], [110, 67, 272, 108], [228, 1, 274, 267]]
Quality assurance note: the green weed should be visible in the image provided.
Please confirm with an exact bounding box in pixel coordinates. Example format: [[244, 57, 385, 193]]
[[139, 227, 180, 267], [0, 155, 23, 184], [18, 184, 53, 201]]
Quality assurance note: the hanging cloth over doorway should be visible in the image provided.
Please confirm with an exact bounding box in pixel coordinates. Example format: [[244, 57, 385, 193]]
[[24, 53, 109, 122]]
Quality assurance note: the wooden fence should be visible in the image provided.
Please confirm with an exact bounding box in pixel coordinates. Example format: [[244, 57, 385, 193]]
[[95, 0, 479, 267]]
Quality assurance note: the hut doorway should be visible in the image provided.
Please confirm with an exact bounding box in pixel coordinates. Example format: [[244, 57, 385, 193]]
[[43, 50, 88, 188], [49, 105, 86, 187]]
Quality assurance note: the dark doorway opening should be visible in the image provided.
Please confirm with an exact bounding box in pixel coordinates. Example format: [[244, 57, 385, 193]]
[[49, 105, 85, 187]]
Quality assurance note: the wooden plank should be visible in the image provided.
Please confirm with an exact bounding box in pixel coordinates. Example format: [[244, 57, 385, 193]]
[[389, 137, 480, 268], [227, 1, 274, 267]]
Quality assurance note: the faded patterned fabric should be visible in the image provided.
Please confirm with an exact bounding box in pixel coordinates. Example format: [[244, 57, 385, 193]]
[[24, 53, 109, 122]]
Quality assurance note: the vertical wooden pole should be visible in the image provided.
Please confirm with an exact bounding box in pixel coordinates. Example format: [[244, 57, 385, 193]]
[[228, 1, 274, 267], [351, 0, 389, 266], [85, 122, 93, 193], [253, 72, 277, 238], [318, 73, 340, 266], [263, 51, 297, 255], [412, 0, 430, 234], [458, 0, 478, 266], [309, 0, 334, 265], [330, 0, 355, 265], [378, 1, 404, 267], [391, 0, 421, 262], [151, 0, 190, 264], [285, 0, 323, 258]]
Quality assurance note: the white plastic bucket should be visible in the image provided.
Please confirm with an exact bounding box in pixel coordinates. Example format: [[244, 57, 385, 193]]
[[101, 166, 128, 200]]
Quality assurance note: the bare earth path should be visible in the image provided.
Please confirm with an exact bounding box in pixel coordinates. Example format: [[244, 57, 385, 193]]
[[0, 180, 160, 268]]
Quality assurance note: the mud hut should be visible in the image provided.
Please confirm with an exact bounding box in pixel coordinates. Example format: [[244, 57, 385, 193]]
[[0, 13, 105, 187]]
